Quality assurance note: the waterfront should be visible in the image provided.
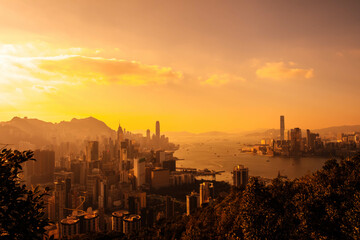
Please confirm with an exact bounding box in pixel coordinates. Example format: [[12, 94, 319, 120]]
[[174, 140, 330, 183]]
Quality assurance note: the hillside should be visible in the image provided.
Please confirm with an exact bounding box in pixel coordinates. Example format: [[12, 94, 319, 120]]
[[0, 117, 116, 149]]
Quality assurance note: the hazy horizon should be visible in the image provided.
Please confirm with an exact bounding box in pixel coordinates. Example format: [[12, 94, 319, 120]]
[[2, 115, 360, 136]]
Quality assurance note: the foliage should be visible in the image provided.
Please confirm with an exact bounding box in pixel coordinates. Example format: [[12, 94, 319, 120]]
[[0, 149, 50, 239], [149, 153, 360, 239]]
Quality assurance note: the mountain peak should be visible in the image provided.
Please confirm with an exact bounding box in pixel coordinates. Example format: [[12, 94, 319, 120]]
[[70, 116, 99, 122]]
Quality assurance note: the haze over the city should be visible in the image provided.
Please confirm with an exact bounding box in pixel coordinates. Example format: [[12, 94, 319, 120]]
[[1, 0, 360, 132]]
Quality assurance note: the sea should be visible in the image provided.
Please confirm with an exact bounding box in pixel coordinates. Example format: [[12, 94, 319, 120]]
[[174, 139, 329, 183]]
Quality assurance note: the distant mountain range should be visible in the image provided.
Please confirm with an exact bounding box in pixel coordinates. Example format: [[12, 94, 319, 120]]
[[0, 116, 115, 148], [1, 116, 359, 148], [313, 125, 360, 138]]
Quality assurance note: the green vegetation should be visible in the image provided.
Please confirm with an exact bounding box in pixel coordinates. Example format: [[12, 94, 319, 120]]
[[0, 149, 50, 240]]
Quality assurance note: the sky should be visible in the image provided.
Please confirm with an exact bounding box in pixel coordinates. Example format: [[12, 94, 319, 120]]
[[0, 0, 360, 133]]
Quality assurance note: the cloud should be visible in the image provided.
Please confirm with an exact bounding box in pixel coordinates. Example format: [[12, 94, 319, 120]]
[[336, 49, 360, 58], [0, 42, 100, 57], [256, 62, 314, 80], [0, 42, 182, 86], [0, 42, 184, 108], [201, 74, 246, 86], [32, 85, 57, 93], [1, 54, 183, 87], [34, 56, 183, 86]]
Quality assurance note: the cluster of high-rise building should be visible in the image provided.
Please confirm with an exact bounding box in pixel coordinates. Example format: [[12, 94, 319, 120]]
[[21, 121, 198, 239], [248, 116, 360, 157], [186, 181, 215, 216], [185, 166, 250, 216]]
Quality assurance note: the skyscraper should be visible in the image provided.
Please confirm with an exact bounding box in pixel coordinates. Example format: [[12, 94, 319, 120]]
[[86, 141, 99, 162], [186, 192, 200, 216], [233, 165, 249, 188], [289, 128, 302, 154], [54, 180, 66, 222], [26, 149, 55, 185], [134, 158, 146, 187], [165, 196, 175, 219], [199, 182, 214, 206], [112, 210, 130, 232], [156, 121, 160, 139], [146, 129, 150, 140], [117, 124, 124, 142], [280, 115, 285, 141]]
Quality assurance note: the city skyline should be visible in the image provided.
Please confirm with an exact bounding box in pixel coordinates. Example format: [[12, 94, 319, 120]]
[[1, 1, 360, 132]]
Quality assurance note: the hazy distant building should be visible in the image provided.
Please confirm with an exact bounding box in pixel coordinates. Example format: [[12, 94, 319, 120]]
[[117, 124, 124, 142], [289, 128, 302, 154], [140, 208, 154, 228], [86, 141, 99, 162], [151, 168, 170, 189], [112, 210, 130, 232], [165, 196, 175, 219], [86, 174, 101, 207], [339, 132, 360, 143], [26, 149, 55, 185], [146, 129, 151, 140], [123, 215, 141, 234], [54, 180, 66, 222], [170, 172, 195, 186], [156, 121, 160, 139], [54, 172, 72, 215], [307, 129, 319, 152], [162, 159, 176, 172], [233, 165, 249, 188], [98, 179, 107, 209], [186, 192, 200, 215], [280, 115, 285, 141], [134, 158, 146, 187], [83, 211, 100, 233], [60, 217, 80, 238], [123, 191, 147, 214], [156, 150, 174, 164], [199, 182, 214, 206]]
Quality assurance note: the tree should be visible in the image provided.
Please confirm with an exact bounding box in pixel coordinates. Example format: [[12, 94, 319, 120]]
[[0, 149, 50, 239]]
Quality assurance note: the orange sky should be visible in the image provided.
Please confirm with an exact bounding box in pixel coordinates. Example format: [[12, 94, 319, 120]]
[[0, 0, 360, 132]]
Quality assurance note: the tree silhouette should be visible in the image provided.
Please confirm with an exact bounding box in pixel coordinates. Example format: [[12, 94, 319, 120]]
[[0, 149, 50, 239], [158, 154, 360, 240]]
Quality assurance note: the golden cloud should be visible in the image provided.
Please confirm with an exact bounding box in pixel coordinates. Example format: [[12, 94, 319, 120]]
[[256, 62, 314, 80], [0, 45, 184, 108], [29, 56, 183, 86], [201, 74, 246, 86], [0, 41, 182, 87]]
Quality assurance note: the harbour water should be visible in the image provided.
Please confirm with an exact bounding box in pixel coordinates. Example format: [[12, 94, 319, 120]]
[[174, 140, 330, 183]]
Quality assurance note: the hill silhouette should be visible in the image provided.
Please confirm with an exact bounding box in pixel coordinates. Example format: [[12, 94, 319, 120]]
[[0, 116, 115, 149]]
